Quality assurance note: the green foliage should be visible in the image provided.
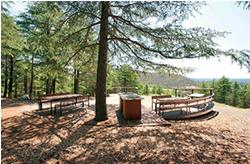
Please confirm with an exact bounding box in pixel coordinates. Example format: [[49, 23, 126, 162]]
[[165, 88, 172, 96], [1, 4, 24, 56], [137, 83, 144, 95], [156, 85, 164, 95], [209, 79, 216, 89], [199, 81, 210, 96], [111, 65, 140, 88], [143, 83, 150, 95], [214, 76, 232, 103], [151, 85, 157, 94], [1, 2, 26, 98], [13, 1, 99, 96], [226, 81, 240, 106], [238, 84, 250, 108], [200, 77, 249, 109]]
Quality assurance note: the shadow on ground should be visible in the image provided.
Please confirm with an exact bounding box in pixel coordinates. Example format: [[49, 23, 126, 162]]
[[2, 101, 250, 163]]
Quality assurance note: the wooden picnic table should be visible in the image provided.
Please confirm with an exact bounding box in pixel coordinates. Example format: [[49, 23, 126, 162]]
[[157, 97, 190, 102], [174, 87, 214, 97], [41, 94, 85, 113], [42, 94, 83, 101]]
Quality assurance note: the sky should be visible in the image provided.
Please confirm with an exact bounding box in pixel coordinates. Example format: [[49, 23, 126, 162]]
[[7, 1, 250, 79]]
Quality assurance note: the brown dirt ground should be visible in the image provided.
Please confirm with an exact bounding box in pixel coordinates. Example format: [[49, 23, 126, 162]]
[[1, 94, 250, 163]]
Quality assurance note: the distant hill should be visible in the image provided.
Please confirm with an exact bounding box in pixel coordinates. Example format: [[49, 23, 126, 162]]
[[139, 73, 198, 88], [190, 78, 250, 85]]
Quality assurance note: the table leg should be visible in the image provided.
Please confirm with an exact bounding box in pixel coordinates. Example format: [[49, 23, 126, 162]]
[[38, 101, 42, 110]]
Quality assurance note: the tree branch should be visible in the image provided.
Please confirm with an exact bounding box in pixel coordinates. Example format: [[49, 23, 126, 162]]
[[64, 43, 99, 67], [82, 2, 101, 19], [61, 21, 100, 44], [110, 14, 175, 40], [109, 34, 217, 60], [110, 2, 153, 8]]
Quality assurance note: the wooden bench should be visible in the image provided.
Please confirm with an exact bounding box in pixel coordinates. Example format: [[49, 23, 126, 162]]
[[158, 94, 214, 116], [151, 95, 172, 112], [54, 97, 76, 115], [55, 95, 89, 116], [38, 93, 70, 111], [76, 95, 89, 107]]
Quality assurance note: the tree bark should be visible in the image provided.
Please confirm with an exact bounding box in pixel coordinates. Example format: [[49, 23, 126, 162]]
[[29, 55, 34, 99], [3, 56, 8, 97], [24, 73, 28, 94], [46, 77, 51, 94], [74, 69, 79, 94], [8, 55, 14, 98], [94, 1, 109, 121], [52, 78, 56, 94], [14, 77, 18, 98], [46, 58, 51, 94]]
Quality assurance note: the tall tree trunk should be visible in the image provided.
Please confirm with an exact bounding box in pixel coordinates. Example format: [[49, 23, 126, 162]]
[[46, 58, 51, 94], [46, 77, 51, 94], [8, 56, 14, 98], [14, 77, 18, 98], [94, 1, 109, 121], [34, 83, 36, 98], [74, 69, 79, 94], [24, 73, 28, 94], [29, 55, 34, 99], [3, 56, 8, 97], [52, 78, 56, 94]]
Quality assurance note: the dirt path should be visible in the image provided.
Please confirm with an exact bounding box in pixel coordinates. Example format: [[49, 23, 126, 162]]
[[213, 107, 250, 116], [1, 106, 23, 119]]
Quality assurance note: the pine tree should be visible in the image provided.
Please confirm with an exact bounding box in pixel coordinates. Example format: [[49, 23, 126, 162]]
[[199, 81, 209, 96], [151, 85, 157, 94], [214, 76, 232, 103], [156, 85, 164, 95], [115, 65, 139, 89], [143, 83, 150, 95], [209, 79, 216, 89], [247, 84, 250, 108], [238, 84, 250, 108], [226, 81, 240, 107], [1, 2, 25, 98]]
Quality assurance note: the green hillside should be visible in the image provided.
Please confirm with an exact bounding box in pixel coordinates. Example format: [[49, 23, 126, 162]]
[[139, 73, 198, 88]]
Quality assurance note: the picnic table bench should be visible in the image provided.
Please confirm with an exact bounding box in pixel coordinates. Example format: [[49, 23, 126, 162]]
[[54, 95, 89, 115], [151, 95, 172, 112], [158, 94, 214, 116], [38, 93, 89, 115], [38, 93, 70, 110]]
